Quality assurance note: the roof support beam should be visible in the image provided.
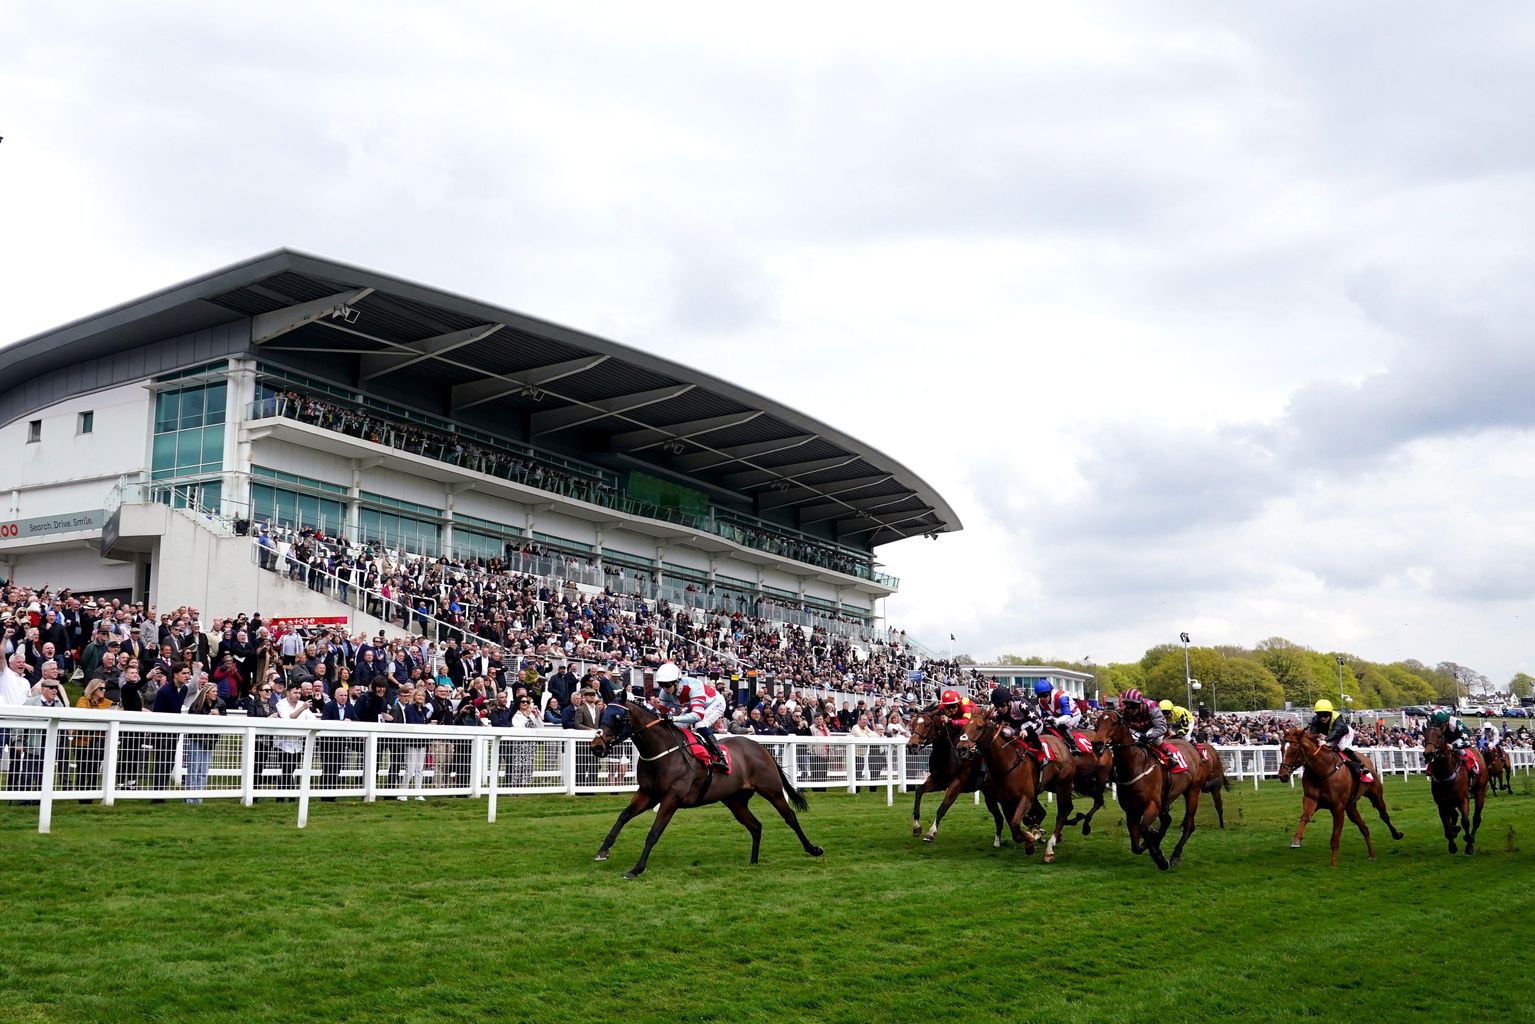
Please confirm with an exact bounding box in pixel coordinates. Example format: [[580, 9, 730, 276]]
[[612, 410, 763, 452], [757, 475, 893, 511], [531, 384, 694, 436], [724, 456, 858, 491], [836, 510, 940, 540], [361, 323, 504, 381], [799, 495, 925, 526], [251, 288, 374, 344], [450, 355, 611, 413], [673, 434, 817, 473]]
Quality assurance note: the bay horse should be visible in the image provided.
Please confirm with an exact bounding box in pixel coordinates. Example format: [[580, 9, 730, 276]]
[[1481, 743, 1513, 796], [1277, 727, 1402, 865], [957, 708, 1079, 862], [1093, 710, 1210, 870], [1422, 726, 1487, 855], [589, 699, 823, 879], [905, 705, 1011, 846]]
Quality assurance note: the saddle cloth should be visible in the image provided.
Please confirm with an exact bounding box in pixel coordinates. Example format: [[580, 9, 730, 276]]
[[1070, 731, 1096, 755], [1154, 743, 1189, 774], [681, 730, 732, 774], [1460, 749, 1479, 776]]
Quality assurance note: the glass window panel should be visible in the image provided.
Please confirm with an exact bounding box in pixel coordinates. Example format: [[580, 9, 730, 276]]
[[151, 433, 177, 472], [205, 383, 227, 424], [154, 393, 178, 433], [200, 424, 225, 466], [176, 429, 200, 470], [178, 388, 204, 430]]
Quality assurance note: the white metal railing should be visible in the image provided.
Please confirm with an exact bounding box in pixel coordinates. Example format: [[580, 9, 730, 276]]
[[7, 705, 1527, 833]]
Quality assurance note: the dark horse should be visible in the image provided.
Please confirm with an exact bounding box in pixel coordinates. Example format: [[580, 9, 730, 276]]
[[589, 699, 823, 879], [1481, 743, 1513, 796], [1093, 710, 1210, 870], [905, 705, 1011, 846], [1278, 727, 1402, 865], [956, 708, 1078, 861], [1423, 726, 1487, 855]]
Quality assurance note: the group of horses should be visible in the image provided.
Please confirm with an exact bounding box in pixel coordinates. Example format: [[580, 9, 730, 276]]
[[582, 696, 1516, 878], [907, 706, 1230, 870]]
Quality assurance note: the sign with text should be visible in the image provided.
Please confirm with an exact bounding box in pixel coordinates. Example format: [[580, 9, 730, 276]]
[[268, 615, 349, 632], [0, 509, 106, 543]]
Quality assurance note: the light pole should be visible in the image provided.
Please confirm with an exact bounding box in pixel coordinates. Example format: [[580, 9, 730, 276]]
[[1180, 632, 1192, 712], [1336, 654, 1346, 707], [1191, 679, 1202, 714]]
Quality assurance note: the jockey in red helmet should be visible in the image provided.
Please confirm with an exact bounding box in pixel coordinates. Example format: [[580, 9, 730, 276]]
[[940, 687, 977, 737]]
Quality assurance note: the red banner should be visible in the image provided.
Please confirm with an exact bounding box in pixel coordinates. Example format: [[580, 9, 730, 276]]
[[268, 615, 348, 632]]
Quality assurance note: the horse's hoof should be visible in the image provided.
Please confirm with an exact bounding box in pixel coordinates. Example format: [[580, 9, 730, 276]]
[[1465, 845, 1475, 856], [1043, 853, 1055, 864], [1154, 858, 1170, 871], [623, 871, 640, 880], [1169, 855, 1181, 869], [594, 851, 609, 862], [1392, 831, 1404, 841], [1290, 840, 1303, 849], [911, 825, 922, 837], [1082, 824, 1092, 837], [809, 846, 824, 857], [922, 834, 935, 844]]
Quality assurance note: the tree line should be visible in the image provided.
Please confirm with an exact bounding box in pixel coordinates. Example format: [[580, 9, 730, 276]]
[[987, 638, 1535, 712]]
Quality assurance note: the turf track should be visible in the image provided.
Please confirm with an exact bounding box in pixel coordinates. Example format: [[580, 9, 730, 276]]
[[3, 776, 1533, 1024]]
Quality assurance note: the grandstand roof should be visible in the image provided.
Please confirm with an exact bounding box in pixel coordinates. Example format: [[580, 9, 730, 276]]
[[2, 249, 960, 548]]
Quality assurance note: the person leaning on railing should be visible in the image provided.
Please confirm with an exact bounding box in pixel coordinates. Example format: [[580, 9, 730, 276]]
[[69, 678, 114, 800]]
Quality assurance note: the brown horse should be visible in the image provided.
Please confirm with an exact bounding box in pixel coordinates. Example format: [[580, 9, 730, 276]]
[[1423, 726, 1487, 855], [589, 699, 823, 879], [1188, 737, 1231, 828], [957, 708, 1077, 862], [1482, 744, 1513, 795], [1093, 710, 1209, 870], [906, 706, 1011, 846], [1278, 728, 1402, 865]]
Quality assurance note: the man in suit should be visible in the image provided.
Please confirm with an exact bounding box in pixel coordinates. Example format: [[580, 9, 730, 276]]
[[547, 662, 577, 709], [563, 687, 601, 788], [319, 684, 358, 797], [148, 664, 192, 799]]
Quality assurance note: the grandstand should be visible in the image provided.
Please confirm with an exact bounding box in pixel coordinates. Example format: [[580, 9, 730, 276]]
[[0, 250, 961, 666]]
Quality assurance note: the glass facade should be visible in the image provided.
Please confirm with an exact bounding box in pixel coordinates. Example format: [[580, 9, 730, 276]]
[[359, 491, 441, 552], [152, 383, 227, 481], [251, 483, 348, 534]]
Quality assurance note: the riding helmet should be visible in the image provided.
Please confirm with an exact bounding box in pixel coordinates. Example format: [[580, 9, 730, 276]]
[[1314, 698, 1334, 714]]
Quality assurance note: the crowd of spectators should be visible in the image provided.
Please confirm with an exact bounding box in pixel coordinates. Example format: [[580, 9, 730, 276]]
[[256, 385, 882, 581], [1186, 711, 1533, 749]]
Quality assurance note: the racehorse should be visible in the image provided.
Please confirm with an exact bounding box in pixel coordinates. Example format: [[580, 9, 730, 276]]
[[1188, 736, 1231, 828], [1277, 727, 1402, 865], [1481, 743, 1513, 795], [956, 708, 1077, 862], [1423, 725, 1487, 855], [905, 705, 1011, 846], [1053, 717, 1114, 836], [588, 699, 823, 878], [1093, 710, 1210, 870]]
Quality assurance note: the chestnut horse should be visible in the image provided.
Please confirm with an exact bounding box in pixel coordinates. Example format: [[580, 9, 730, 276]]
[[1093, 710, 1210, 870], [905, 705, 1011, 846], [957, 708, 1078, 862], [1278, 728, 1402, 865], [1423, 726, 1487, 855], [589, 700, 823, 878]]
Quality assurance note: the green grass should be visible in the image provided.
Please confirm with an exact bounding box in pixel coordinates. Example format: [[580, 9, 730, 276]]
[[3, 777, 1534, 1024]]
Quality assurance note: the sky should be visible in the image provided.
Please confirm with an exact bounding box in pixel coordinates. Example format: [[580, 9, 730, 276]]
[[4, 3, 1535, 683]]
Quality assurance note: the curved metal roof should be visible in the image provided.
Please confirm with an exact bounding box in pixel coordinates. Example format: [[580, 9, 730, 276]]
[[1, 249, 961, 548]]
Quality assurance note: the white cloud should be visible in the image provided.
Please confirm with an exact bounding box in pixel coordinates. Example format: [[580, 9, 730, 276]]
[[4, 2, 1535, 684]]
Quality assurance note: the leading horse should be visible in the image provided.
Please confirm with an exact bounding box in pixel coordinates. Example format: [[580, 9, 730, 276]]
[[1093, 710, 1210, 870], [1423, 725, 1487, 855], [1277, 727, 1402, 865], [905, 705, 1011, 846], [589, 699, 823, 878]]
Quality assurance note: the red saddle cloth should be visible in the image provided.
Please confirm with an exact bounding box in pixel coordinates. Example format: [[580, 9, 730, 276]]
[[1070, 731, 1096, 755], [1195, 742, 1214, 762], [1155, 743, 1189, 774], [682, 731, 732, 774], [1460, 750, 1480, 776]]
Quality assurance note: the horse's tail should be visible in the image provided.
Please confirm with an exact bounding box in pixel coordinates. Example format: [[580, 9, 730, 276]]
[[779, 766, 810, 812]]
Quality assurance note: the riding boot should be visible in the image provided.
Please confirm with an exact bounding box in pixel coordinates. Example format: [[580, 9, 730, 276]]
[[700, 729, 726, 772]]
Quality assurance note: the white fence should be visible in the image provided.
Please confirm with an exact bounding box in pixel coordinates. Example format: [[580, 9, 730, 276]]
[[2, 705, 1529, 833]]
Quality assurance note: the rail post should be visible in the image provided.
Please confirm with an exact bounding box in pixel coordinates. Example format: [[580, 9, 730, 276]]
[[297, 729, 316, 829], [39, 718, 60, 834], [241, 725, 257, 806], [102, 721, 120, 807], [487, 736, 502, 824]]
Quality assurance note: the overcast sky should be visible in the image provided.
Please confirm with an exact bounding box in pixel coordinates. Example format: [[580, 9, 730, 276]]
[[5, 3, 1535, 683]]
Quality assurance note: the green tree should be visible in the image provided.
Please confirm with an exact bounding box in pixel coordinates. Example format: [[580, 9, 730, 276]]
[[1508, 673, 1535, 700]]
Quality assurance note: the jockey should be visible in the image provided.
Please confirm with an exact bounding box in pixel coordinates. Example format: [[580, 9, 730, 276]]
[[1309, 698, 1364, 776], [1429, 709, 1473, 750], [1119, 688, 1167, 747], [1035, 679, 1079, 738], [1479, 720, 1502, 751], [1159, 699, 1194, 739], [659, 664, 727, 769], [993, 683, 1044, 746]]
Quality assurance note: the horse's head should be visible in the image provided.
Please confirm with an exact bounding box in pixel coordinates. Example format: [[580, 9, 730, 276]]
[[1093, 709, 1129, 749], [1277, 726, 1314, 781], [1422, 724, 1450, 764], [589, 699, 646, 757], [952, 707, 992, 761], [906, 706, 943, 750]]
